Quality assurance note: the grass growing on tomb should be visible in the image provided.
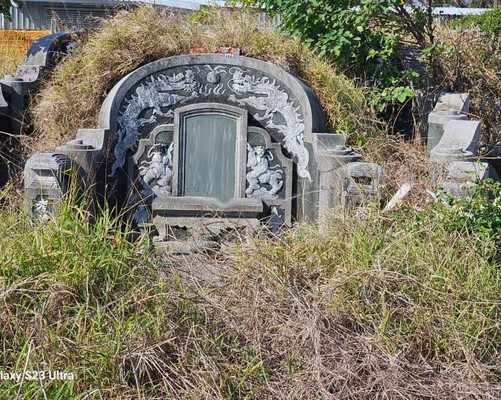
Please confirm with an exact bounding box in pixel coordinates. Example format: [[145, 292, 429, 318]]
[[3, 5, 501, 398], [0, 30, 51, 77], [30, 5, 372, 154]]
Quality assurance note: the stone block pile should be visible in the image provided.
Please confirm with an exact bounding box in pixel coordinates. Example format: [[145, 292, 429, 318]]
[[427, 92, 499, 196]]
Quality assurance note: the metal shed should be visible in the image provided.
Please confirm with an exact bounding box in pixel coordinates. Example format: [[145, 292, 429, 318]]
[[1, 0, 225, 30]]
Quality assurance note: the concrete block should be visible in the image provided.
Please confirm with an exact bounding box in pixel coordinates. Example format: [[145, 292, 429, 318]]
[[434, 92, 470, 113]]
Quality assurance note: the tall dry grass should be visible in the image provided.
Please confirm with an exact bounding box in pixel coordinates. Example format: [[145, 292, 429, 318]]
[[0, 29, 50, 76], [2, 175, 500, 398]]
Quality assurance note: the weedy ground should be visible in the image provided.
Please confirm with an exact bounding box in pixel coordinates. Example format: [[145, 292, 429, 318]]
[[0, 182, 500, 399]]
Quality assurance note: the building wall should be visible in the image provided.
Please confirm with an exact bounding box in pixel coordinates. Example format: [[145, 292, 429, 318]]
[[1, 1, 215, 31], [1, 3, 45, 30], [1, 2, 129, 30]]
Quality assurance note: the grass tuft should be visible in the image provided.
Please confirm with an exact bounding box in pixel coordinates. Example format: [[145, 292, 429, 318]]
[[1, 180, 500, 398]]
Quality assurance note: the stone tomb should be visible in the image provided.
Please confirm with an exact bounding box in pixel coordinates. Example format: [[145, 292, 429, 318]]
[[25, 53, 385, 240]]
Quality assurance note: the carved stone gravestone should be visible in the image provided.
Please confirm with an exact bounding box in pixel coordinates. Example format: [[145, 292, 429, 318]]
[[25, 53, 385, 241]]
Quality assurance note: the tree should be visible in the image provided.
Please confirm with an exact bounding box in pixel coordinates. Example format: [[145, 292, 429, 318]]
[[233, 0, 436, 76], [1, 0, 13, 21], [232, 0, 448, 114]]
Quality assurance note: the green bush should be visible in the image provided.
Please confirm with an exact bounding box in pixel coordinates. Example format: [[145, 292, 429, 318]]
[[440, 178, 501, 242], [452, 7, 501, 38]]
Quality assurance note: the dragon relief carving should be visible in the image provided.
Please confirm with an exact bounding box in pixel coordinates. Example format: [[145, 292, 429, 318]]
[[110, 70, 200, 176], [111, 65, 311, 182], [246, 144, 283, 200], [228, 68, 311, 181]]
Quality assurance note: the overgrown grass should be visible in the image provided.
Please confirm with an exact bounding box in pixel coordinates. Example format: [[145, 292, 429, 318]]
[[3, 6, 500, 398], [220, 207, 501, 398], [0, 30, 51, 76], [1, 178, 500, 398], [29, 5, 373, 154], [0, 187, 230, 398]]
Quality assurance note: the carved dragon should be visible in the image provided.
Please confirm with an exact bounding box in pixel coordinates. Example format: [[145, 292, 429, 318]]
[[228, 68, 311, 181], [111, 65, 311, 182], [110, 70, 200, 176]]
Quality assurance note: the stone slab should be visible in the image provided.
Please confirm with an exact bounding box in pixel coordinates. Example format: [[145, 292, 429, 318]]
[[446, 161, 489, 182], [427, 110, 468, 153], [433, 92, 470, 113], [153, 196, 263, 217], [430, 119, 480, 163]]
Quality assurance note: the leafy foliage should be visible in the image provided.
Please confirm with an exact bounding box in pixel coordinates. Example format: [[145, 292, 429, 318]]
[[232, 0, 440, 118], [440, 178, 501, 241], [0, 0, 12, 20], [233, 1, 438, 72], [452, 6, 501, 38]]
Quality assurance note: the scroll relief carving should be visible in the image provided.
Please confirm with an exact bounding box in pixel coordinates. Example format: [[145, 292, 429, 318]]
[[138, 143, 174, 197], [246, 144, 283, 200], [111, 65, 311, 181]]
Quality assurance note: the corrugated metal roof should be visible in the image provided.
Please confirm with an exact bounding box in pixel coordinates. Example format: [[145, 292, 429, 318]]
[[431, 7, 489, 16]]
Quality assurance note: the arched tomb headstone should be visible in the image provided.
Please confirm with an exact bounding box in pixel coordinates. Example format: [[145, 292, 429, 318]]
[[25, 53, 385, 239]]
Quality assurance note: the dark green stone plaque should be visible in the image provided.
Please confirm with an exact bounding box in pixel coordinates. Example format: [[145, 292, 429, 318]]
[[183, 114, 237, 202]]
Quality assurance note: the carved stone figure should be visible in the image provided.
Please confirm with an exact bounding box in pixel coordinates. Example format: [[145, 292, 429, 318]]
[[246, 144, 283, 200], [139, 142, 174, 197], [34, 198, 51, 222], [228, 68, 310, 181]]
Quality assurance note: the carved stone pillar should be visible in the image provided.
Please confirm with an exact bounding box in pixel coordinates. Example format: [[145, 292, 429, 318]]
[[315, 133, 361, 224]]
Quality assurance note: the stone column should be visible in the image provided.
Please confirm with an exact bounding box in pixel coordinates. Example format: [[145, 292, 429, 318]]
[[315, 133, 362, 225]]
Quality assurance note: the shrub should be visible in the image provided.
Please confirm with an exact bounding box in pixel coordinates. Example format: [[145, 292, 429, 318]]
[[440, 178, 501, 243], [452, 7, 501, 38]]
